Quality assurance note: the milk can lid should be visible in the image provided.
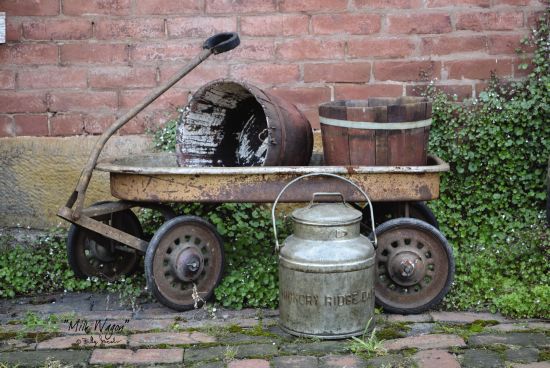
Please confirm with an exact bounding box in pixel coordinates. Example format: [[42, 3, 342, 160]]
[[291, 202, 362, 226]]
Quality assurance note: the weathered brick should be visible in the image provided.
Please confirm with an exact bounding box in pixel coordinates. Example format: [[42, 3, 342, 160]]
[[304, 62, 371, 83], [0, 70, 16, 90], [374, 61, 441, 81], [6, 19, 22, 41], [0, 91, 47, 113], [445, 59, 513, 79], [160, 63, 228, 88], [90, 348, 183, 364], [61, 43, 129, 64], [312, 14, 381, 35], [279, 0, 348, 12], [421, 35, 487, 55], [226, 39, 275, 61], [89, 66, 157, 89], [206, 0, 276, 13], [125, 319, 176, 333], [426, 0, 490, 7], [273, 355, 318, 368], [136, 0, 202, 15], [388, 13, 452, 34], [119, 118, 146, 135], [383, 334, 466, 351], [430, 311, 507, 323], [456, 11, 524, 31], [348, 38, 416, 58], [230, 63, 299, 85], [2, 0, 59, 15], [167, 17, 237, 38], [468, 333, 549, 348], [0, 115, 15, 137], [95, 19, 165, 40], [83, 114, 116, 135], [241, 15, 309, 37], [119, 88, 188, 110], [228, 359, 270, 368], [17, 67, 87, 89], [413, 349, 460, 368], [276, 39, 345, 61], [384, 313, 433, 323], [62, 0, 131, 16], [334, 84, 403, 99], [131, 41, 200, 62], [268, 87, 331, 107], [49, 91, 117, 112], [488, 34, 529, 55], [354, 0, 422, 8], [37, 334, 127, 349], [407, 83, 473, 100], [14, 114, 49, 136], [493, 0, 530, 5], [129, 332, 215, 347], [50, 113, 85, 136], [22, 19, 92, 40], [0, 44, 58, 65], [302, 108, 320, 130]]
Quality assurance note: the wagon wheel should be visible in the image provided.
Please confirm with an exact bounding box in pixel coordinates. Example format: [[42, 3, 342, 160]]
[[371, 218, 454, 314], [67, 204, 143, 280], [360, 202, 439, 230], [145, 216, 224, 311]]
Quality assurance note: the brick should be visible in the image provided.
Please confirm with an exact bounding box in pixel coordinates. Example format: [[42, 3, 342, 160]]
[[61, 43, 129, 64], [17, 67, 87, 89], [160, 63, 228, 88], [388, 13, 452, 34], [488, 34, 529, 55], [488, 322, 549, 332], [119, 118, 146, 135], [302, 108, 320, 130], [430, 311, 507, 323], [0, 91, 46, 113], [320, 354, 365, 367], [0, 351, 91, 366], [304, 62, 371, 83], [95, 19, 165, 40], [14, 114, 49, 136], [279, 0, 348, 12], [230, 63, 299, 85], [354, 0, 422, 8], [2, 0, 59, 15], [456, 12, 524, 31], [426, 0, 490, 7], [334, 84, 403, 99], [241, 15, 308, 37], [62, 0, 131, 16], [125, 319, 176, 333], [50, 113, 85, 136], [383, 334, 466, 351], [421, 35, 487, 55], [136, 0, 202, 15], [413, 349, 460, 368], [384, 313, 433, 323], [228, 359, 270, 368], [509, 363, 550, 368], [120, 88, 188, 110], [83, 114, 115, 134], [129, 332, 215, 347], [0, 70, 16, 90], [374, 61, 441, 81], [22, 19, 92, 40], [493, 0, 530, 5], [6, 19, 22, 42], [131, 41, 200, 62], [225, 39, 275, 61], [49, 91, 117, 112], [90, 348, 183, 364], [312, 14, 381, 35], [37, 334, 127, 349], [0, 115, 15, 137], [268, 87, 331, 107], [206, 0, 276, 13], [407, 83, 473, 100], [469, 333, 548, 348], [273, 355, 318, 368], [89, 66, 157, 89], [445, 59, 513, 79], [0, 44, 58, 65], [167, 16, 236, 38], [276, 39, 345, 61], [348, 38, 415, 58]]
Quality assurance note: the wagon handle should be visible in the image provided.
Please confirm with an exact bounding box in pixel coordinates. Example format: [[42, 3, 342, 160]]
[[271, 173, 377, 252], [62, 33, 240, 220]]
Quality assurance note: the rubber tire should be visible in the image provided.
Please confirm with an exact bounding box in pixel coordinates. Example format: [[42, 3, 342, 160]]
[[362, 201, 439, 231], [67, 206, 143, 279], [370, 218, 454, 314], [145, 215, 225, 311]]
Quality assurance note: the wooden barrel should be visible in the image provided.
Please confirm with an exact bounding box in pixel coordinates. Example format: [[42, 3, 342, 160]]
[[176, 79, 313, 167], [319, 97, 432, 166]]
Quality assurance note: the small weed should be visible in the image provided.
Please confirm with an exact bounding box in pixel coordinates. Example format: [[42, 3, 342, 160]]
[[223, 345, 239, 363], [348, 319, 387, 359]]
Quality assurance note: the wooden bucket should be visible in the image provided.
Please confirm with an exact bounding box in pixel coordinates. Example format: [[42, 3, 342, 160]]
[[319, 97, 432, 166]]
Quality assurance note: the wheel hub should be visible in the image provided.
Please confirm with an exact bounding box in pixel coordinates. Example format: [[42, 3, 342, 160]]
[[171, 246, 204, 282], [388, 250, 425, 287], [89, 239, 116, 263]]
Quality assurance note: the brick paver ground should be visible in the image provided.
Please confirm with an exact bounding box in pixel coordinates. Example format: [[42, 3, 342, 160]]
[[0, 292, 548, 367]]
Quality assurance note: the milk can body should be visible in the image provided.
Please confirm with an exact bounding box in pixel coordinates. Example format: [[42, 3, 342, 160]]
[[278, 201, 376, 339]]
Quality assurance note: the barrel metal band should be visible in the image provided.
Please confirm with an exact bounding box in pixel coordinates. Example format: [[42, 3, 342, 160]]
[[319, 117, 432, 130]]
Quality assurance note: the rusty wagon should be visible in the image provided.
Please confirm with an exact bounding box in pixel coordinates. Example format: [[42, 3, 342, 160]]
[[58, 33, 454, 315]]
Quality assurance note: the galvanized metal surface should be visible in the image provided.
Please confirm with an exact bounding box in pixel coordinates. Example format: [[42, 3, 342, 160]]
[[96, 153, 448, 203]]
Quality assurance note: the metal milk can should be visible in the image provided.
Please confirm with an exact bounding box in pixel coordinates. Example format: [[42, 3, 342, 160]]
[[272, 173, 377, 339]]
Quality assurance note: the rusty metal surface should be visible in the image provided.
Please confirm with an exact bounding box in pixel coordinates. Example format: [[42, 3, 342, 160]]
[[96, 153, 448, 203]]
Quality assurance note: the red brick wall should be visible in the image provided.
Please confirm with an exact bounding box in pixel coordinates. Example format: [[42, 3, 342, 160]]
[[0, 0, 546, 136]]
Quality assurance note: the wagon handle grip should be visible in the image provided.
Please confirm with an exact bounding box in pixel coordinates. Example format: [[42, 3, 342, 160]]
[[271, 173, 377, 252], [64, 33, 240, 220]]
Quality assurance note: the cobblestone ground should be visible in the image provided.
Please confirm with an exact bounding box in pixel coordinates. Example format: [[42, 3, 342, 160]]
[[0, 292, 548, 367]]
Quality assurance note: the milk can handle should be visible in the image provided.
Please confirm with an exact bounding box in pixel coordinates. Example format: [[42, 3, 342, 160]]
[[271, 173, 377, 252]]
